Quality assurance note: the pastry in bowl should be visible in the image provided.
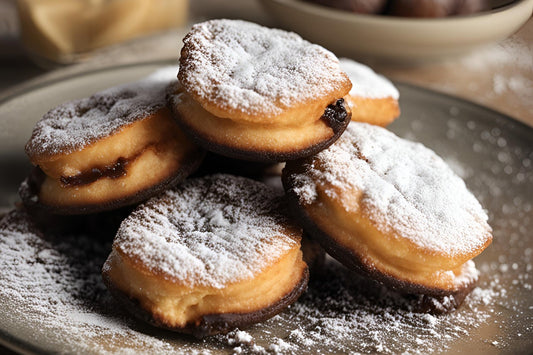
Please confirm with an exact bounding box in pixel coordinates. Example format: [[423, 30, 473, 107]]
[[304, 0, 387, 14], [22, 67, 204, 214], [169, 19, 352, 162], [102, 174, 308, 337], [282, 122, 492, 311]]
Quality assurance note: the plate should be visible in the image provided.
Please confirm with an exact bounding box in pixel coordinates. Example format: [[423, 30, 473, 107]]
[[259, 0, 533, 62], [0, 62, 532, 354]]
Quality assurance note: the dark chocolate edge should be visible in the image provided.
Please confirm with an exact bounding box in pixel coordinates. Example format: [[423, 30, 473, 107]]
[[102, 266, 309, 338], [168, 97, 351, 163], [281, 163, 478, 307], [19, 147, 206, 215]]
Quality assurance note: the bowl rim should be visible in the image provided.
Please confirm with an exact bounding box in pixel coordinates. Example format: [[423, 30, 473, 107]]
[[260, 0, 533, 23]]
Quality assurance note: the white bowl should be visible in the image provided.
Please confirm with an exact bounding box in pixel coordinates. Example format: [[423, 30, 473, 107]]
[[259, 0, 533, 62]]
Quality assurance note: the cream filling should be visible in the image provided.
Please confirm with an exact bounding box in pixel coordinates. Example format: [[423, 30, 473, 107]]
[[307, 185, 481, 292], [103, 245, 307, 328]]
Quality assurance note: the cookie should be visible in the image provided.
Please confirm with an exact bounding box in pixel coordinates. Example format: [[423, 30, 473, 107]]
[[102, 174, 308, 337], [282, 122, 492, 307], [23, 67, 204, 214], [340, 58, 400, 126], [169, 19, 352, 162]]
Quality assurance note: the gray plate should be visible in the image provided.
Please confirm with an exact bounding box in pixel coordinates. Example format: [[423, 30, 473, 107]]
[[0, 62, 531, 354]]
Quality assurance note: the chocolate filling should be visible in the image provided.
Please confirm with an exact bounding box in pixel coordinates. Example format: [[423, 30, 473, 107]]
[[59, 157, 130, 187], [320, 98, 349, 133]]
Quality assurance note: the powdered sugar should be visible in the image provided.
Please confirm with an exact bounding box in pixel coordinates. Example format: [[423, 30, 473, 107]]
[[454, 260, 480, 288], [112, 174, 298, 288], [269, 259, 501, 354], [340, 58, 399, 99], [178, 19, 349, 118], [0, 70, 529, 355], [288, 122, 491, 256], [25, 66, 179, 158], [0, 207, 521, 354], [0, 209, 183, 354]]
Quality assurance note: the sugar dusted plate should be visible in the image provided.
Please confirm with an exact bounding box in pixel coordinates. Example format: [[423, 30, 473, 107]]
[[0, 62, 532, 354]]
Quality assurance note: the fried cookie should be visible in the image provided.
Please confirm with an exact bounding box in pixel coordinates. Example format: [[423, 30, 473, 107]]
[[23, 67, 204, 215], [169, 19, 352, 162], [340, 58, 400, 126], [102, 174, 308, 337], [283, 122, 492, 308]]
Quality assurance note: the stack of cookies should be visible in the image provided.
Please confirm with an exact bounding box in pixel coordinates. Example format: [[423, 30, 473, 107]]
[[5, 19, 492, 338]]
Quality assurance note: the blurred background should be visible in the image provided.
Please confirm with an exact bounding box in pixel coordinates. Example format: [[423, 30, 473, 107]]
[[0, 0, 532, 125]]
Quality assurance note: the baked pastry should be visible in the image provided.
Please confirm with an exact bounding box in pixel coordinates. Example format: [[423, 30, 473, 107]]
[[340, 58, 400, 126], [22, 67, 204, 214], [169, 19, 352, 162], [282, 122, 492, 309], [102, 174, 308, 337]]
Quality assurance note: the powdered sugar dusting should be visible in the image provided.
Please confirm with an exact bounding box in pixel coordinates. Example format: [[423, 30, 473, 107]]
[[256, 258, 504, 354], [179, 19, 349, 118], [25, 66, 179, 158], [0, 206, 524, 354], [1, 76, 529, 354], [289, 122, 491, 256], [113, 174, 298, 288], [0, 209, 187, 354], [454, 260, 479, 288], [340, 58, 399, 99]]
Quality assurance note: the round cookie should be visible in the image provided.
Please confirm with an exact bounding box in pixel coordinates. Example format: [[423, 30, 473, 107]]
[[170, 19, 352, 162], [23, 67, 205, 215], [282, 122, 492, 304], [340, 58, 400, 126], [102, 174, 308, 337]]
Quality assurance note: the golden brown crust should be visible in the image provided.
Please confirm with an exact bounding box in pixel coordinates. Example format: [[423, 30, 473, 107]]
[[102, 266, 309, 338], [19, 146, 202, 215], [101, 174, 309, 335], [168, 83, 351, 162], [346, 96, 400, 127], [21, 108, 205, 215], [178, 20, 352, 123], [282, 169, 478, 298], [281, 122, 492, 301], [174, 20, 353, 162]]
